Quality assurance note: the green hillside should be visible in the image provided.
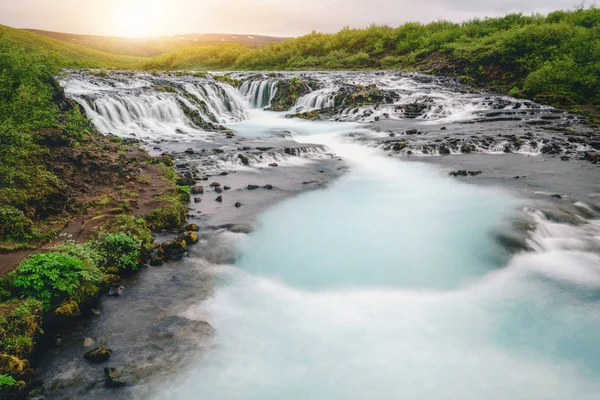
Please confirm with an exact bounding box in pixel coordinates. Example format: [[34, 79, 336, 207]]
[[25, 29, 289, 57], [0, 25, 143, 69]]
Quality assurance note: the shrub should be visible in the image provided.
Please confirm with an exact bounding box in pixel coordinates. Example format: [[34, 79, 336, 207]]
[[107, 215, 154, 252], [52, 241, 101, 270], [11, 252, 102, 310], [97, 233, 143, 273], [0, 206, 33, 242]]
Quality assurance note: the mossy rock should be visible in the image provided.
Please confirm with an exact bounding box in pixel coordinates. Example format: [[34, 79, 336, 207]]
[[54, 300, 81, 318], [179, 231, 199, 245], [269, 78, 317, 111], [84, 347, 112, 363], [179, 224, 199, 232], [160, 238, 188, 261], [102, 274, 122, 287]]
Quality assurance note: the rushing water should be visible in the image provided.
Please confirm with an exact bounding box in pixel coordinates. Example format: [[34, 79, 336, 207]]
[[49, 71, 600, 400]]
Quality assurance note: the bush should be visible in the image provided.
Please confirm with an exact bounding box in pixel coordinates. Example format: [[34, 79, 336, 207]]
[[97, 233, 143, 273], [52, 241, 101, 270], [107, 215, 154, 252], [10, 252, 102, 310], [0, 206, 33, 242]]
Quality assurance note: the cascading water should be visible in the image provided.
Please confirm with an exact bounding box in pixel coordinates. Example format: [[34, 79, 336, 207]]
[[62, 71, 249, 140], [239, 79, 279, 108], [47, 70, 600, 400]]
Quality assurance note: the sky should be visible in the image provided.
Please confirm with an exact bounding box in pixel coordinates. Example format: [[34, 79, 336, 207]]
[[0, 0, 588, 38]]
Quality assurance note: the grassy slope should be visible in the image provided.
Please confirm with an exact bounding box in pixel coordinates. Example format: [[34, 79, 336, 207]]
[[0, 25, 143, 69], [25, 29, 289, 57]]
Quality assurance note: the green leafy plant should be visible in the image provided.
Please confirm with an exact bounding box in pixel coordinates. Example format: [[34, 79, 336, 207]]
[[97, 233, 143, 273], [0, 374, 17, 388], [11, 252, 102, 310]]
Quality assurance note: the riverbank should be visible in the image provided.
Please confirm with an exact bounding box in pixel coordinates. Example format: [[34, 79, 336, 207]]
[[0, 39, 194, 396]]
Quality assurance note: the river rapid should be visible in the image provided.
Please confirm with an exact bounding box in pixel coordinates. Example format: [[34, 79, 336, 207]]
[[33, 71, 600, 399]]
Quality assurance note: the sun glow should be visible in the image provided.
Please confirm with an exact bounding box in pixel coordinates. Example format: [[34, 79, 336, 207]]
[[114, 0, 162, 38]]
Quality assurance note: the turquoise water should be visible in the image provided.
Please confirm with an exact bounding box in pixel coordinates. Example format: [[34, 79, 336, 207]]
[[150, 113, 600, 400]]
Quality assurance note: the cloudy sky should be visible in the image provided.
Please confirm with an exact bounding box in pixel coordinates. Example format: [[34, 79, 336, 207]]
[[0, 0, 585, 37]]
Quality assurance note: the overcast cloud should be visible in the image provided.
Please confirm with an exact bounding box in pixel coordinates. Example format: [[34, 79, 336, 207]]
[[0, 0, 588, 37]]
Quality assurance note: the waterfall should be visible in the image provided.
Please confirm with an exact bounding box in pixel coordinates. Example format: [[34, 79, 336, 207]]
[[239, 79, 279, 108], [293, 88, 337, 111], [61, 72, 250, 139]]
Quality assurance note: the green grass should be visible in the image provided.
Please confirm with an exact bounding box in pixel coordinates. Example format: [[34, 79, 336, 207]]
[[0, 25, 143, 69]]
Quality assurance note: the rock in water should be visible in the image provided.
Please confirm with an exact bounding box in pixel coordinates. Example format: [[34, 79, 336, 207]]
[[179, 224, 199, 232], [191, 185, 204, 194], [108, 286, 124, 296], [84, 347, 111, 363], [104, 366, 137, 388], [238, 154, 250, 165], [179, 231, 199, 245], [247, 184, 259, 190], [215, 187, 223, 194], [83, 337, 95, 348], [235, 202, 242, 208], [160, 238, 188, 260], [216, 195, 223, 202], [193, 198, 202, 203]]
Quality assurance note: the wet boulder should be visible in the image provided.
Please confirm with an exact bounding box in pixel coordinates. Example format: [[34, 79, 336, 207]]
[[238, 154, 250, 165], [399, 103, 428, 118], [108, 286, 125, 296], [160, 237, 188, 260], [84, 348, 111, 363], [104, 366, 137, 388], [191, 185, 204, 194], [179, 224, 199, 232], [178, 231, 199, 245]]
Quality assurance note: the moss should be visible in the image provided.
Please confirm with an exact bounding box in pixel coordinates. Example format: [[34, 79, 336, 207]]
[[102, 274, 122, 287], [146, 199, 188, 231], [212, 74, 242, 88], [54, 300, 81, 317], [269, 78, 314, 111], [153, 85, 178, 93], [0, 299, 42, 389]]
